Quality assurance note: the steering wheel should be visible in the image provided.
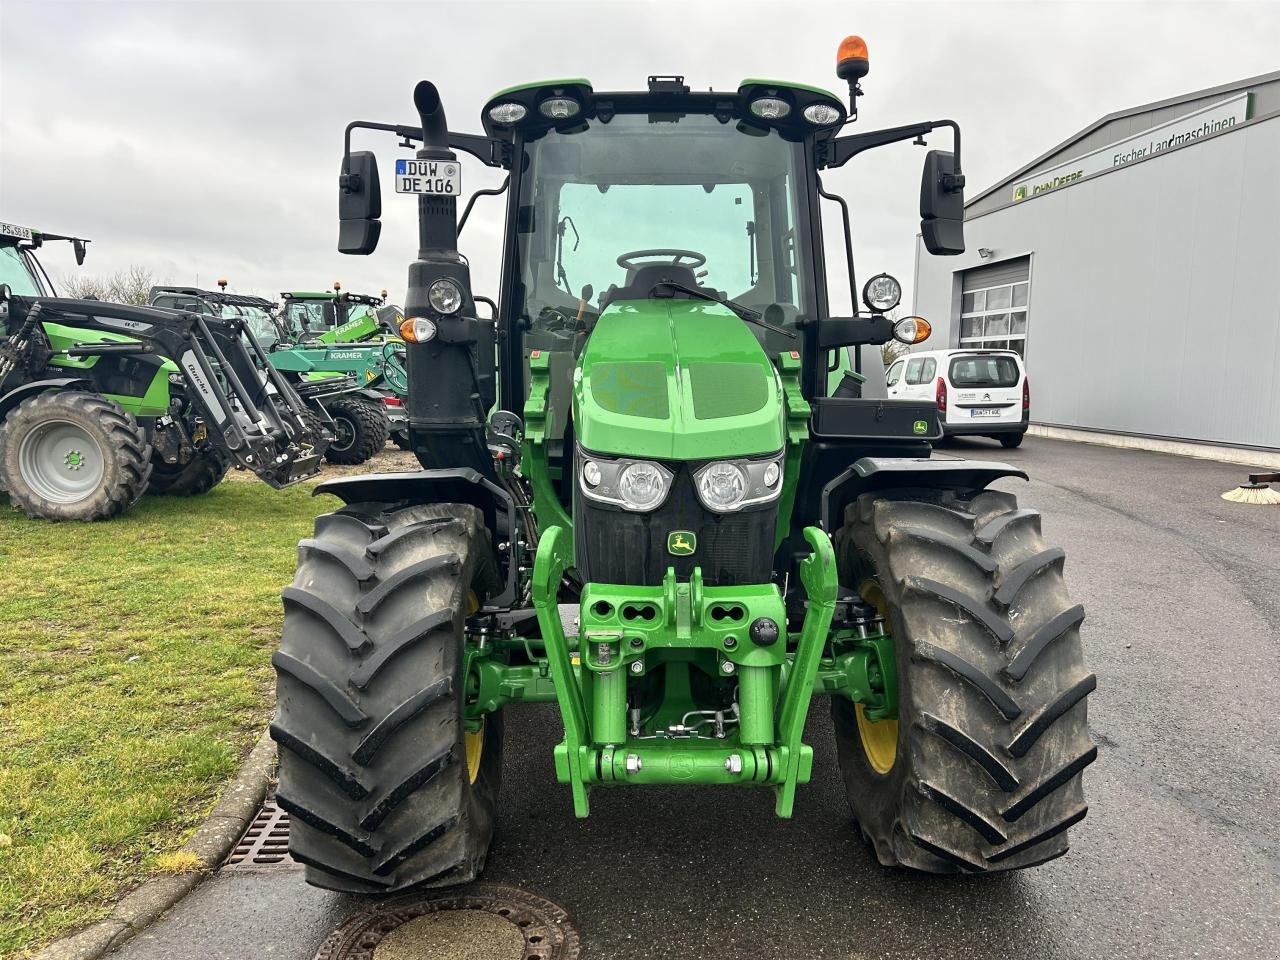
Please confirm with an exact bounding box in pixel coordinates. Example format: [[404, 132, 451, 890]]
[[616, 248, 707, 270]]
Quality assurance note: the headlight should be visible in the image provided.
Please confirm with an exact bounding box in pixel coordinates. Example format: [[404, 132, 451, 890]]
[[487, 102, 527, 125], [693, 454, 785, 514], [862, 273, 902, 312], [697, 462, 747, 511], [577, 448, 673, 512], [749, 97, 791, 120], [802, 103, 843, 125], [539, 97, 581, 119], [619, 462, 668, 511], [428, 278, 463, 314]]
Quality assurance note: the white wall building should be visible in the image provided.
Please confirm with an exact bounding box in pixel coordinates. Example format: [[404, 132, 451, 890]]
[[913, 71, 1280, 452]]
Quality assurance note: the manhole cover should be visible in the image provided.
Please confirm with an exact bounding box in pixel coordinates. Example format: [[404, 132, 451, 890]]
[[313, 883, 581, 960], [223, 798, 296, 869]]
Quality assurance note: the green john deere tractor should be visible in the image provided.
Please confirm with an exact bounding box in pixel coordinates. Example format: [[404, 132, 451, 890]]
[[272, 41, 1095, 892], [149, 284, 393, 466], [0, 226, 326, 519]]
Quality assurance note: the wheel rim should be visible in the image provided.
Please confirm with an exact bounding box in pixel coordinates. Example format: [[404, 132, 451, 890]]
[[331, 415, 355, 451], [855, 580, 899, 775], [465, 720, 485, 785], [464, 588, 484, 784], [17, 419, 106, 504]]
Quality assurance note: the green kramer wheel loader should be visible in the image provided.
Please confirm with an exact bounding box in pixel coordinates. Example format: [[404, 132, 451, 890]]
[[0, 226, 327, 519], [272, 39, 1096, 892], [278, 286, 404, 345]]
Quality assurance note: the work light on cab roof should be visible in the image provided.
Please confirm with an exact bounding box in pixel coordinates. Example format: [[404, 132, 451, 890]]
[[288, 37, 1094, 898]]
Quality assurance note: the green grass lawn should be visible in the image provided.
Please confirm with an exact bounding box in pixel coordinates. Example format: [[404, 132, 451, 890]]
[[0, 482, 324, 958]]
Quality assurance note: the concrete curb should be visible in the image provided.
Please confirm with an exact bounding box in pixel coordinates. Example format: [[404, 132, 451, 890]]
[[30, 728, 277, 960], [1027, 423, 1280, 469]]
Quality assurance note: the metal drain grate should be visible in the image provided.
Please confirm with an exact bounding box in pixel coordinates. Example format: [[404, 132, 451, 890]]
[[223, 798, 296, 869], [314, 883, 581, 959]]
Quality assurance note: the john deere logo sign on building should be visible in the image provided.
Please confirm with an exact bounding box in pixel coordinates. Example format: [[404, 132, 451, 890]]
[[1012, 92, 1252, 202]]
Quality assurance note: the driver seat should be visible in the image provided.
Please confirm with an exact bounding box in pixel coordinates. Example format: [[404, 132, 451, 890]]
[[600, 262, 700, 310]]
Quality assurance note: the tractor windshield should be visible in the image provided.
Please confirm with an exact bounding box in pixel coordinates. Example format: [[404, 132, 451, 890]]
[[222, 304, 281, 349], [282, 300, 333, 337], [0, 244, 45, 297], [515, 112, 812, 340]]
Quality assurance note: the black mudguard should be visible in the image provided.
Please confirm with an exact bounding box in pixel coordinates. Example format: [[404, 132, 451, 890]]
[[314, 467, 519, 608], [0, 377, 92, 420], [819, 456, 1028, 532]]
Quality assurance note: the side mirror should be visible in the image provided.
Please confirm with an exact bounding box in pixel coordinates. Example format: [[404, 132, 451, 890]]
[[338, 150, 382, 255], [72, 240, 88, 265], [920, 150, 965, 256]]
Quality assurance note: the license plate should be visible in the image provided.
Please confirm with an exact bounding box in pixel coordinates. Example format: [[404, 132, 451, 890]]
[[394, 159, 461, 196], [0, 221, 33, 240], [970, 408, 1002, 418]]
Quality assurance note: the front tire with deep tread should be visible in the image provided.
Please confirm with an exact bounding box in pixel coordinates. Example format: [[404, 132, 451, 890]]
[[271, 502, 502, 893], [0, 390, 152, 521], [832, 488, 1096, 872], [147, 447, 230, 496], [323, 397, 389, 465]]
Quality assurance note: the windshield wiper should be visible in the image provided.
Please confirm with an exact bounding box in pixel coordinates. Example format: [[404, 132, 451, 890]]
[[651, 281, 796, 340]]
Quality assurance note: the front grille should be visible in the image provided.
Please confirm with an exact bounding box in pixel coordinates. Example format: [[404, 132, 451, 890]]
[[574, 469, 776, 587]]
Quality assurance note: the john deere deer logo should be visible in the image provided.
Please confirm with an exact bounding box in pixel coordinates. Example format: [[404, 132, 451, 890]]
[[1013, 184, 1029, 202], [667, 531, 696, 556]]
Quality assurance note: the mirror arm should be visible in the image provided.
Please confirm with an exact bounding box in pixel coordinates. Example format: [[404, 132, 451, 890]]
[[817, 315, 894, 349], [343, 120, 510, 170], [459, 177, 510, 235], [821, 118, 963, 180]]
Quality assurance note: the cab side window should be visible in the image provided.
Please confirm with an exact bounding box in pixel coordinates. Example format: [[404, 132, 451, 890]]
[[886, 360, 905, 386], [904, 358, 925, 384]]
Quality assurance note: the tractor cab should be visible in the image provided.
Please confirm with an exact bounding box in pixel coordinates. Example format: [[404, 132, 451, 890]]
[[149, 284, 283, 350], [278, 288, 401, 345]]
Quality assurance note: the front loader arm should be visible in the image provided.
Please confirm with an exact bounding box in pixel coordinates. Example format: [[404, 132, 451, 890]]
[[5, 295, 324, 486]]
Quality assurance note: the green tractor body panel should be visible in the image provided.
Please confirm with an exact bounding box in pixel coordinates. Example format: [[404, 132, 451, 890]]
[[574, 301, 784, 460], [42, 321, 176, 416]]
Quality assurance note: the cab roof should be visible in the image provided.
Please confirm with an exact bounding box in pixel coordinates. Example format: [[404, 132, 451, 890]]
[[480, 76, 847, 142]]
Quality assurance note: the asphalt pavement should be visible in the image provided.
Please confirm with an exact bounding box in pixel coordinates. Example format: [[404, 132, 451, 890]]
[[114, 436, 1280, 960]]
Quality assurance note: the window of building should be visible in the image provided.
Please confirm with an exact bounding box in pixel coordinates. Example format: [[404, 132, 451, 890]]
[[959, 280, 1030, 356]]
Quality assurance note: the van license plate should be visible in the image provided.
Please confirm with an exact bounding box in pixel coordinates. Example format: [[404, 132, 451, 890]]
[[970, 408, 1001, 418], [394, 159, 461, 196]]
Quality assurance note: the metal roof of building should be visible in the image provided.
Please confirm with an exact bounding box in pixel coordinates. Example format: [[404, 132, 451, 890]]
[[968, 68, 1280, 211]]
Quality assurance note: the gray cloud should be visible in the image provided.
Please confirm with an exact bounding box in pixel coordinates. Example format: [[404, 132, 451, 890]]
[[3, 0, 1278, 310]]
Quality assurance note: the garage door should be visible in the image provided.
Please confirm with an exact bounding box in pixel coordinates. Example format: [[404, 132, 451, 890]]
[[959, 256, 1031, 356]]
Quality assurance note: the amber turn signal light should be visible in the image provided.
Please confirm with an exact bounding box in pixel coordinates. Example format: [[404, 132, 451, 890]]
[[893, 316, 932, 345]]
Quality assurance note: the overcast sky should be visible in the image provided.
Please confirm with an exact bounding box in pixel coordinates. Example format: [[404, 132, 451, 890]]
[[3, 0, 1278, 312]]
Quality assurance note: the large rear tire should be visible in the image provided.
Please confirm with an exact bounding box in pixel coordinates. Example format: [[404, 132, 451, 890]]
[[832, 489, 1096, 872], [271, 502, 502, 892], [148, 447, 230, 496], [323, 397, 389, 465], [0, 390, 151, 521]]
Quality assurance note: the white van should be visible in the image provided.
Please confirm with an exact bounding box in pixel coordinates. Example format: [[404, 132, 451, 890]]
[[886, 348, 1029, 448]]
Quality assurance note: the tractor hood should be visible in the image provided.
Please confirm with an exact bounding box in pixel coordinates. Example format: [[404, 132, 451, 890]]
[[573, 300, 784, 461]]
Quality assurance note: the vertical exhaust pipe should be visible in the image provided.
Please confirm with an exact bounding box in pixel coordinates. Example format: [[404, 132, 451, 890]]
[[403, 81, 496, 477]]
